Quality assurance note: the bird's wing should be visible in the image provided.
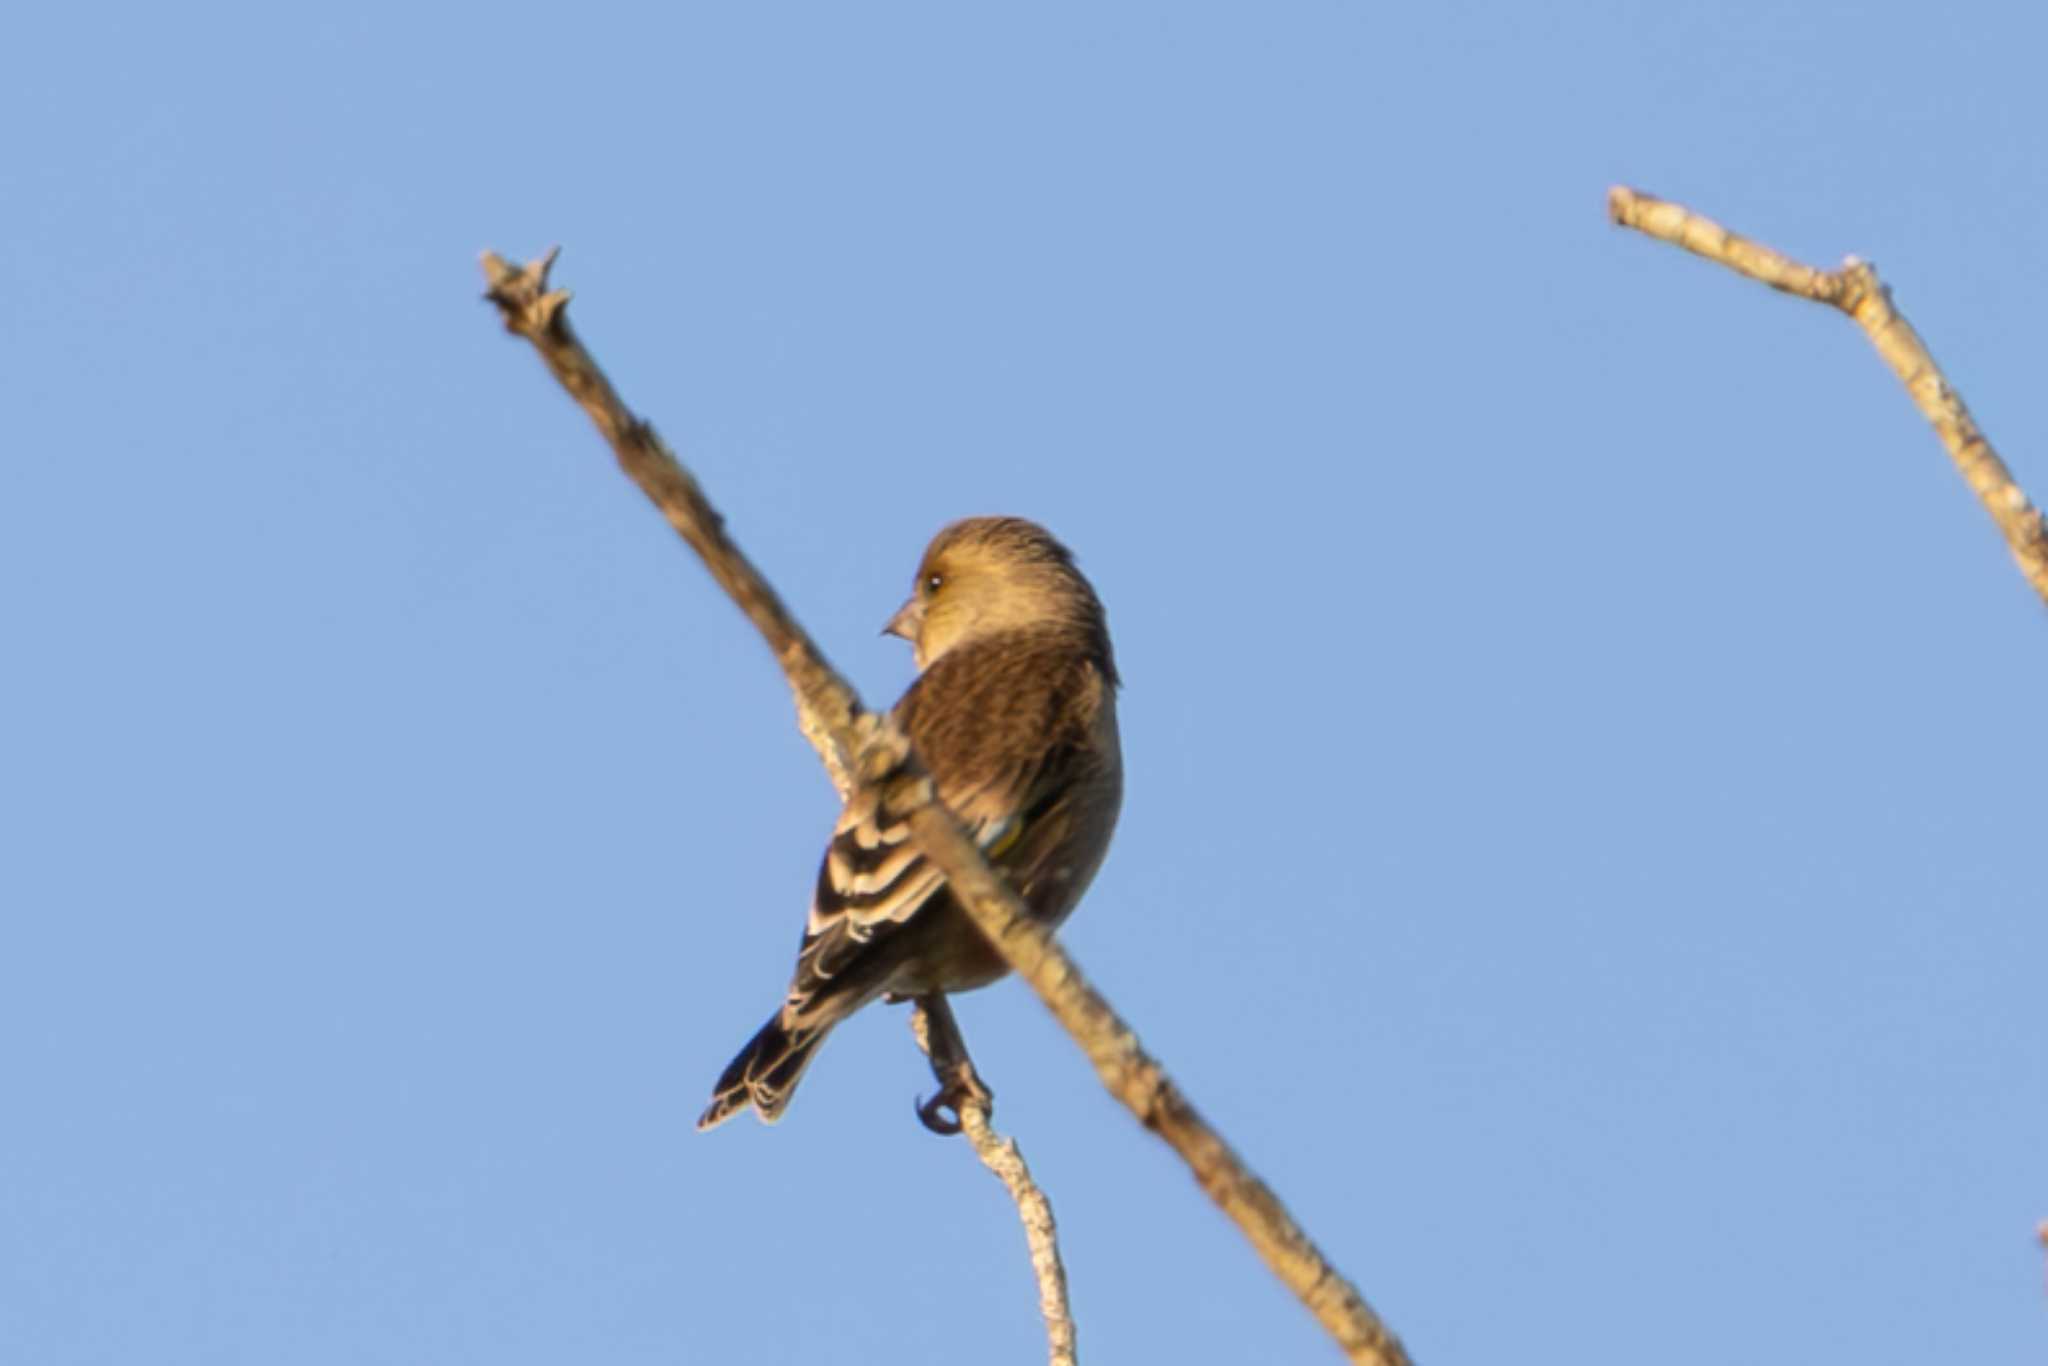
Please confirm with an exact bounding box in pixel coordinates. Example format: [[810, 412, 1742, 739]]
[[778, 767, 1025, 1029], [778, 642, 1096, 1029]]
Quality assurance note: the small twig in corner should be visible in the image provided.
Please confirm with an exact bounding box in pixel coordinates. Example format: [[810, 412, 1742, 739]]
[[1607, 186, 2048, 609]]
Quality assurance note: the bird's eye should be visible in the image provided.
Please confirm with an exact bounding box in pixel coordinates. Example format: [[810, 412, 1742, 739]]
[[924, 573, 944, 594]]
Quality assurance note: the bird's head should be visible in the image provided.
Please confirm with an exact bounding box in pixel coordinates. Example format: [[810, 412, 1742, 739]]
[[884, 516, 1114, 680]]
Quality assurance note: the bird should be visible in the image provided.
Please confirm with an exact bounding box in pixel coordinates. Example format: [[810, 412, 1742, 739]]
[[697, 516, 1123, 1131]]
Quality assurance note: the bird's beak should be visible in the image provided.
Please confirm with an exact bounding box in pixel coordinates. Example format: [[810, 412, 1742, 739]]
[[882, 598, 921, 643]]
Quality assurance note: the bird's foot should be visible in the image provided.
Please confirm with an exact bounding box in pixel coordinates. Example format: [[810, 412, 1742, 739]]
[[915, 1070, 994, 1136]]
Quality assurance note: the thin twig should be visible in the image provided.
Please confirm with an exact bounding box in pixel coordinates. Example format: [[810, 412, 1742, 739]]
[[481, 249, 1412, 1366], [912, 997, 1077, 1366], [1608, 186, 2048, 609], [475, 250, 860, 800]]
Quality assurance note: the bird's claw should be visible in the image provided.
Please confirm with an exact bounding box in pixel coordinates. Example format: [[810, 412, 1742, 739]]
[[915, 1074, 993, 1136], [915, 1090, 964, 1135]]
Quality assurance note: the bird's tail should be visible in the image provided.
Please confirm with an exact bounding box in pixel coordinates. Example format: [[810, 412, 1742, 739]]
[[696, 1012, 831, 1131]]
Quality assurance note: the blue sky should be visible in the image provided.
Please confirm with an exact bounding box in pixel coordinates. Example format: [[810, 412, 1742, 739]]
[[4, 2, 2044, 1362]]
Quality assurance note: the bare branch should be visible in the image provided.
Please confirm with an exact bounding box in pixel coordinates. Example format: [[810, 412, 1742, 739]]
[[1608, 186, 2048, 609], [478, 249, 859, 800], [912, 997, 1076, 1366], [480, 249, 1412, 1366], [890, 794, 1407, 1364]]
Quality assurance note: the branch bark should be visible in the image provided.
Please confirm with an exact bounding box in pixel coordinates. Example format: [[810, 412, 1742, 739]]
[[912, 997, 1076, 1366], [480, 248, 1412, 1366], [1608, 186, 2048, 609]]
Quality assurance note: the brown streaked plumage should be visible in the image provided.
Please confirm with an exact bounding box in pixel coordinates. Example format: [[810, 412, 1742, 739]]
[[698, 517, 1122, 1130]]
